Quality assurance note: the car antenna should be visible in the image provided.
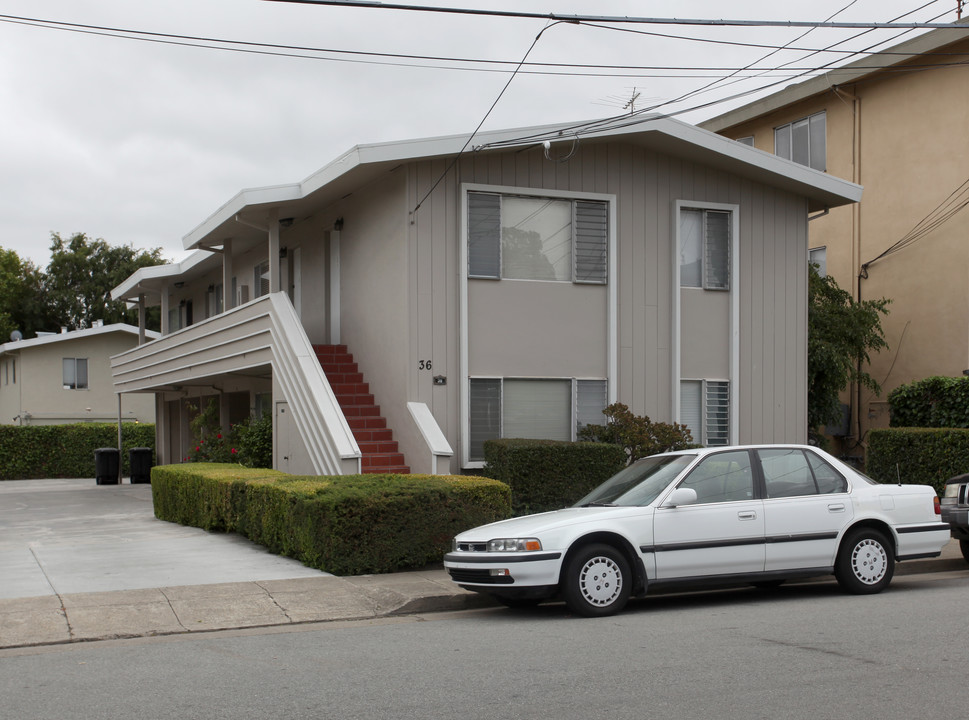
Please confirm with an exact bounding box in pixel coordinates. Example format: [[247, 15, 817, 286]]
[[896, 463, 902, 486]]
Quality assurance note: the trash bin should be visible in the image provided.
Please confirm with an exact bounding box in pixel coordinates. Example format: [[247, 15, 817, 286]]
[[129, 447, 154, 484], [94, 447, 120, 485]]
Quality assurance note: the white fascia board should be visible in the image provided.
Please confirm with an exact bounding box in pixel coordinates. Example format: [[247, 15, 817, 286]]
[[110, 250, 216, 301], [182, 184, 303, 250], [0, 324, 160, 353]]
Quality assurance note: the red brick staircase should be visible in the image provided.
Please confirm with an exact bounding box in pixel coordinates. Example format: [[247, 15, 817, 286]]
[[313, 344, 410, 474]]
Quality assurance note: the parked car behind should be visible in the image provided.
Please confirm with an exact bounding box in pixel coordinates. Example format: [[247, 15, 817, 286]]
[[940, 472, 969, 563], [445, 445, 950, 617]]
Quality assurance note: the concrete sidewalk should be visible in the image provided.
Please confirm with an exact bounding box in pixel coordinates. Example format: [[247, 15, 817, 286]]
[[0, 478, 965, 650]]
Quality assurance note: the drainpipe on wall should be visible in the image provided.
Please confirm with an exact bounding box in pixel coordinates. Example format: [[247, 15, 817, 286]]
[[833, 84, 864, 446]]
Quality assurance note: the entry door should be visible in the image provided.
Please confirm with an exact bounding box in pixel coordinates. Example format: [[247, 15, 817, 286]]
[[652, 449, 765, 579]]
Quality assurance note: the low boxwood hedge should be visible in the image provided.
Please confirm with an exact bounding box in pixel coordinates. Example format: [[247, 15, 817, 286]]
[[867, 427, 969, 494], [150, 464, 511, 576], [483, 438, 628, 515], [0, 423, 155, 480]]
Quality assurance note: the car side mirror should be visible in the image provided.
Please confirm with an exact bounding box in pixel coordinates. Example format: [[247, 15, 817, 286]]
[[663, 487, 698, 508]]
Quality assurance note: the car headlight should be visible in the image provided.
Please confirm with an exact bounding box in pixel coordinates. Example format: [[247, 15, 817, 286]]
[[487, 538, 542, 552], [944, 484, 961, 499]]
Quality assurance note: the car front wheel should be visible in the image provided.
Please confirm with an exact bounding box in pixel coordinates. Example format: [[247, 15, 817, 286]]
[[960, 539, 969, 564], [561, 543, 631, 617], [835, 528, 894, 594]]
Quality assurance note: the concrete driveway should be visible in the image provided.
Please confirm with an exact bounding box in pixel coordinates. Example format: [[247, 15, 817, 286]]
[[0, 478, 326, 600]]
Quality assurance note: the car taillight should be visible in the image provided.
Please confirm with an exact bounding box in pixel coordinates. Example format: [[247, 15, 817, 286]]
[[934, 496, 942, 515]]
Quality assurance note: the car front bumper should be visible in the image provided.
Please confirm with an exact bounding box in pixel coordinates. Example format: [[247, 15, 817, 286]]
[[443, 551, 563, 588]]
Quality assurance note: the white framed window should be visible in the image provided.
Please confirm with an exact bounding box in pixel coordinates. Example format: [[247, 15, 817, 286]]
[[468, 191, 608, 284], [680, 379, 730, 446], [63, 358, 88, 390], [679, 208, 730, 290], [468, 377, 608, 462], [774, 111, 826, 171], [809, 247, 827, 277]]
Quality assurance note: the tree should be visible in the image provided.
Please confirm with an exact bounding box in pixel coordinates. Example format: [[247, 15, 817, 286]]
[[579, 402, 697, 462], [808, 263, 890, 432], [43, 233, 165, 330], [0, 248, 52, 341]]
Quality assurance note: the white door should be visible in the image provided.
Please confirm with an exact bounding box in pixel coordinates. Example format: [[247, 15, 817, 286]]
[[652, 449, 765, 579], [758, 448, 852, 571]]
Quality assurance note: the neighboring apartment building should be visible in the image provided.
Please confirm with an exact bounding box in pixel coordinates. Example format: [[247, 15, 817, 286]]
[[700, 21, 969, 456], [0, 323, 158, 425], [110, 115, 859, 475]]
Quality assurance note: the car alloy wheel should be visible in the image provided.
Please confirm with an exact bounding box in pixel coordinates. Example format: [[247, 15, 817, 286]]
[[562, 543, 631, 617], [835, 528, 894, 594]]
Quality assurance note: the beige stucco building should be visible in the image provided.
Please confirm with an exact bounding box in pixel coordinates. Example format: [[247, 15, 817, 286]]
[[110, 116, 859, 475], [0, 323, 158, 426], [700, 22, 969, 458]]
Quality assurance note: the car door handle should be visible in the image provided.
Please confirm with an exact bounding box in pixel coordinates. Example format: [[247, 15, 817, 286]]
[[738, 511, 757, 520], [828, 503, 846, 512]]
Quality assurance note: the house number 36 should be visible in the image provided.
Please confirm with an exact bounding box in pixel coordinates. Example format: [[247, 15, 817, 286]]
[[419, 360, 432, 370]]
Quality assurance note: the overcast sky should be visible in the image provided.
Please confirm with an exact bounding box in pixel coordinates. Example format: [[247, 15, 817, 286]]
[[0, 0, 962, 268]]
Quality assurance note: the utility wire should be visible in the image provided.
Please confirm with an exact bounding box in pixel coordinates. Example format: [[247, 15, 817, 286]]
[[262, 0, 968, 29], [5, 12, 967, 79], [411, 19, 562, 214]]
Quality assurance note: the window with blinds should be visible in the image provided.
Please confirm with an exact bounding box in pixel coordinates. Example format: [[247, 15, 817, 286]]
[[467, 192, 608, 284], [680, 379, 730, 446], [468, 377, 608, 462], [680, 208, 730, 291]]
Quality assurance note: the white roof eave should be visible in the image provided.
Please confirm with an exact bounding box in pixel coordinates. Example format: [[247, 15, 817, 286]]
[[182, 115, 861, 251]]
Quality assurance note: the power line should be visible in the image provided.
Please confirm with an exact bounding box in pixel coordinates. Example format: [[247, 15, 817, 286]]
[[3, 12, 968, 81], [263, 0, 968, 29]]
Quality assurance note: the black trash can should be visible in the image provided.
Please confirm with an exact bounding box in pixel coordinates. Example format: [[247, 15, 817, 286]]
[[129, 447, 154, 484], [94, 448, 120, 485]]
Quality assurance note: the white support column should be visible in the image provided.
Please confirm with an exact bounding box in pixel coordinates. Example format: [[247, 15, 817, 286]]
[[137, 294, 146, 345], [269, 212, 281, 294], [329, 229, 341, 344], [160, 291, 170, 335], [223, 238, 234, 310]]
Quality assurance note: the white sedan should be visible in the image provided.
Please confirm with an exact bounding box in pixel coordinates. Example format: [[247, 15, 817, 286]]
[[444, 445, 950, 617]]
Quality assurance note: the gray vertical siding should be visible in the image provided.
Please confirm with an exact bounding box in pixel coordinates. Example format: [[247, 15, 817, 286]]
[[392, 139, 810, 470]]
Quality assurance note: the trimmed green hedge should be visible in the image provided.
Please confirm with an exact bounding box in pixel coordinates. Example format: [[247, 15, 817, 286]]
[[151, 464, 512, 576], [0, 423, 155, 480], [889, 376, 969, 428], [867, 427, 969, 494], [483, 438, 628, 515]]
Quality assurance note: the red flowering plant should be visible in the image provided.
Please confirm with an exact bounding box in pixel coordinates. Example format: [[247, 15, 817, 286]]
[[185, 399, 240, 463]]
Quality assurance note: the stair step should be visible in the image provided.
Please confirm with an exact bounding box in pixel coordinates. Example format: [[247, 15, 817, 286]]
[[362, 453, 408, 469], [335, 393, 375, 407], [359, 440, 400, 454], [326, 372, 364, 384], [352, 429, 394, 442], [342, 405, 381, 417], [331, 382, 370, 395], [347, 416, 388, 430], [313, 344, 348, 355], [363, 465, 410, 475], [320, 362, 359, 375]]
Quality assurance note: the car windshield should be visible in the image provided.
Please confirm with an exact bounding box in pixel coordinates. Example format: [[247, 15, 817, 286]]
[[575, 454, 697, 507]]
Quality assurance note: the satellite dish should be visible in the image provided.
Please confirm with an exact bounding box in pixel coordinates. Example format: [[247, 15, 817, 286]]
[[10, 330, 22, 342]]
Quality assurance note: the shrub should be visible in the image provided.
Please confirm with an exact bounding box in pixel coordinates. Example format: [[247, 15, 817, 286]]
[[484, 438, 628, 515], [150, 464, 511, 575], [579, 403, 698, 462], [866, 427, 969, 495], [184, 398, 273, 468], [0, 423, 155, 480], [889, 376, 969, 428]]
